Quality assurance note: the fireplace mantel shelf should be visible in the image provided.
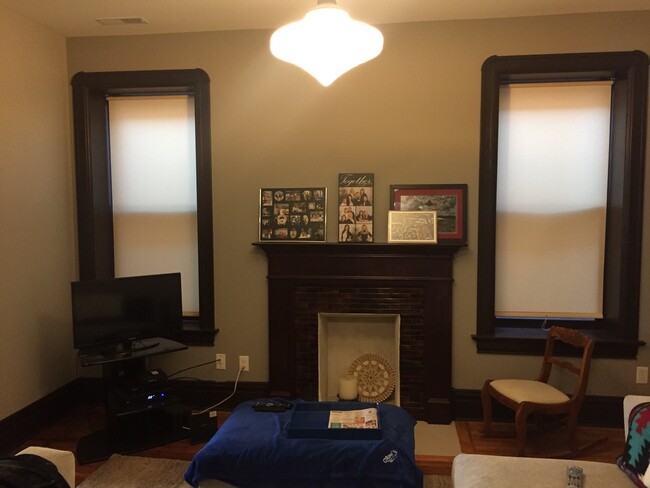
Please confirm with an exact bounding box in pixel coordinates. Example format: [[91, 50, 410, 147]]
[[253, 242, 465, 257]]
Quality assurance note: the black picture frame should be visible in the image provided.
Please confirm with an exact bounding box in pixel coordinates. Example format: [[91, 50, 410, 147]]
[[338, 173, 374, 243], [259, 187, 327, 241]]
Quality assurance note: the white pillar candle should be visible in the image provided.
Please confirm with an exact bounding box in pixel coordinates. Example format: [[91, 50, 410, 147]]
[[339, 375, 358, 400]]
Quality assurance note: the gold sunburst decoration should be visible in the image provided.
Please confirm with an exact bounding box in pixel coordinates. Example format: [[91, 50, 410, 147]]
[[347, 353, 396, 403]]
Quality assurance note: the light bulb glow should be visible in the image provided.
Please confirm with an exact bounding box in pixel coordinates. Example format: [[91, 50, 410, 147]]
[[270, 4, 384, 86]]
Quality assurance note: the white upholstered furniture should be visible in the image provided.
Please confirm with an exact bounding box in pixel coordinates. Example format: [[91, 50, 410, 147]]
[[17, 446, 76, 487], [452, 395, 648, 488]]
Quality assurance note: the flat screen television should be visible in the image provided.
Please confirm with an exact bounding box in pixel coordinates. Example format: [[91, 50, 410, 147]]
[[72, 272, 183, 353]]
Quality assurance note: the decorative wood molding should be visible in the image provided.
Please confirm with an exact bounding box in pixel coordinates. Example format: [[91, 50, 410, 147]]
[[476, 51, 648, 358], [254, 242, 465, 424], [0, 381, 82, 455]]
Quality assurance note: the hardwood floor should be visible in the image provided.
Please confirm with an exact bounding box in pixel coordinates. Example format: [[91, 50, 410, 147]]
[[12, 404, 210, 486], [13, 403, 626, 486], [456, 420, 625, 462]]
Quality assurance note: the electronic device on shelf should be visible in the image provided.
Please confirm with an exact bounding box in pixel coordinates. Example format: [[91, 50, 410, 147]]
[[71, 274, 190, 464], [71, 272, 184, 359]]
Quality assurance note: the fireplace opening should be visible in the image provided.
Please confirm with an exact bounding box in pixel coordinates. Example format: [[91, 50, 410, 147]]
[[318, 313, 401, 405]]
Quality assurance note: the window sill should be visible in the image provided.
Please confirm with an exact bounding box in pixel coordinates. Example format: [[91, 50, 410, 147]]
[[179, 320, 218, 346], [473, 327, 645, 359]]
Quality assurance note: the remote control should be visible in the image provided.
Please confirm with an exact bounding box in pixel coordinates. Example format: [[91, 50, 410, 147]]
[[253, 401, 290, 412], [567, 466, 583, 488]]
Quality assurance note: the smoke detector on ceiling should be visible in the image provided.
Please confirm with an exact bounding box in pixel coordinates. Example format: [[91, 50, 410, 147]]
[[95, 17, 148, 26]]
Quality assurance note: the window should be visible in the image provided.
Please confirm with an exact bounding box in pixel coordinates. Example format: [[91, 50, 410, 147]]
[[109, 95, 200, 316], [71, 69, 215, 345], [475, 51, 648, 358], [495, 82, 611, 319]]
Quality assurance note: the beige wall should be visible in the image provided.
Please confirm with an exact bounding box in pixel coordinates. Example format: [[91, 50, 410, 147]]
[[64, 11, 650, 398], [0, 5, 76, 419], [0, 8, 616, 406], [3, 6, 647, 427]]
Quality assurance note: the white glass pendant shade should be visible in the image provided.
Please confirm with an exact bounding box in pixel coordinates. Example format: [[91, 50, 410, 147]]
[[270, 2, 384, 86]]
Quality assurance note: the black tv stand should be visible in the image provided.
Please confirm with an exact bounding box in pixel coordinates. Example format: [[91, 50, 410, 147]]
[[78, 337, 185, 366], [76, 337, 189, 464], [129, 339, 160, 352]]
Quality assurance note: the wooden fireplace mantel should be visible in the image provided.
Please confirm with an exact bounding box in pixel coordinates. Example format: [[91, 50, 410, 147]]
[[253, 242, 464, 424], [253, 241, 462, 256]]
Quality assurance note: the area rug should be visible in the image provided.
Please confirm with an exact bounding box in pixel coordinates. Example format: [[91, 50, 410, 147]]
[[78, 454, 452, 487], [78, 454, 188, 488]]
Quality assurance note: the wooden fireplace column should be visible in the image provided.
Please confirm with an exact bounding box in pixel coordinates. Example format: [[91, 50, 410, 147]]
[[253, 242, 462, 424]]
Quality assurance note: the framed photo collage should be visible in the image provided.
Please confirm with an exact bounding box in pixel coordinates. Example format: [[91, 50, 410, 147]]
[[337, 173, 374, 243], [258, 178, 467, 245], [259, 188, 326, 241]]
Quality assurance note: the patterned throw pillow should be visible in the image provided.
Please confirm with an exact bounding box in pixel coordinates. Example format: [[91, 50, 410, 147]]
[[618, 402, 650, 487]]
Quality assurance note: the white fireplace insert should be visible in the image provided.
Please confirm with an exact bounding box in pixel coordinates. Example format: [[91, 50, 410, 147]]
[[317, 312, 401, 405]]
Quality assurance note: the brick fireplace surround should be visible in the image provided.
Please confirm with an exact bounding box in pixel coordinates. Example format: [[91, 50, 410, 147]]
[[254, 242, 462, 424]]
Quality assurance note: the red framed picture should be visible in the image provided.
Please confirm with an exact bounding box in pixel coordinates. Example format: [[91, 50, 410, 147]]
[[389, 184, 467, 245]]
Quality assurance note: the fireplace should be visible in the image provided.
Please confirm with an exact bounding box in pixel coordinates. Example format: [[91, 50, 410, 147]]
[[254, 242, 462, 423], [318, 312, 401, 404]]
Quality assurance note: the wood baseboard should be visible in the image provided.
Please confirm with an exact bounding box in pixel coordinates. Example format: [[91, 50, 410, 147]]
[[172, 379, 269, 410], [174, 385, 625, 428], [0, 380, 82, 455], [0, 379, 623, 457], [452, 389, 624, 428]]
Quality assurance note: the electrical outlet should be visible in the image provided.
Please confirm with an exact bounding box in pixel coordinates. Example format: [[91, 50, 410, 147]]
[[239, 355, 249, 372], [216, 353, 226, 370], [637, 366, 648, 384]]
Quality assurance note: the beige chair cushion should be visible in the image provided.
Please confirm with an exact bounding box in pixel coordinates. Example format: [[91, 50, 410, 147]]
[[490, 379, 570, 404]]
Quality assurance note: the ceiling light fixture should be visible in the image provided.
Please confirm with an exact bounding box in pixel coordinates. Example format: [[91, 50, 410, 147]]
[[270, 0, 384, 87]]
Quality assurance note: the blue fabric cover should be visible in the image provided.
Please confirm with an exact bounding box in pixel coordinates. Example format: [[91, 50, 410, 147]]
[[618, 401, 650, 487], [184, 399, 423, 488]]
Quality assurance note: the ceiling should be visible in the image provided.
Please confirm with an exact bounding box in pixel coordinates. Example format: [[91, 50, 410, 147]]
[[0, 0, 648, 38]]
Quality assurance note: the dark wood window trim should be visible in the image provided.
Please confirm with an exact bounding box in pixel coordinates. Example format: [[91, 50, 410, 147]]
[[71, 69, 216, 345], [475, 51, 648, 358]]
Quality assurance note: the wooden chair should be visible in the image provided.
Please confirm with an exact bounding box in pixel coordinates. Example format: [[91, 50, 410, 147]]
[[481, 326, 598, 457]]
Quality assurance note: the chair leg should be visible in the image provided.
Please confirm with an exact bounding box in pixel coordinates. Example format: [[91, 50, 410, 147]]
[[567, 412, 579, 455], [481, 381, 493, 436], [515, 407, 530, 457]]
